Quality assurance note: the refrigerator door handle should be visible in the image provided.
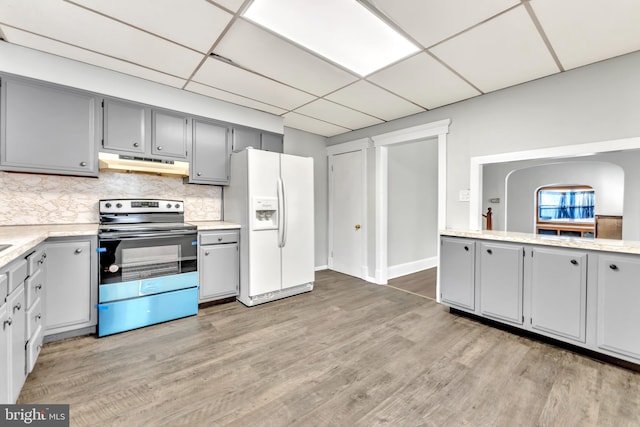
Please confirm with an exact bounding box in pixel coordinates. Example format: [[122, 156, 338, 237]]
[[281, 177, 287, 248], [277, 177, 285, 248]]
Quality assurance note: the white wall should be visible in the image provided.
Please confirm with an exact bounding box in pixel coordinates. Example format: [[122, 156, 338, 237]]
[[388, 139, 438, 267], [328, 50, 640, 232], [283, 127, 328, 269]]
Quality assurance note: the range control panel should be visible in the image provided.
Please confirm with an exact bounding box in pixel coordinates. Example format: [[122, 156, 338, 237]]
[[99, 199, 184, 214]]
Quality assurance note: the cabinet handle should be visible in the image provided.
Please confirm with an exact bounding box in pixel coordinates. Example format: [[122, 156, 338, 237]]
[[3, 319, 11, 329], [205, 251, 210, 256], [36, 284, 42, 291], [36, 314, 42, 321], [218, 237, 223, 242], [487, 249, 493, 255], [13, 303, 21, 312], [570, 259, 578, 265], [75, 248, 83, 254], [464, 246, 469, 251], [609, 264, 618, 270], [157, 146, 163, 151], [133, 142, 140, 147], [80, 161, 87, 167], [197, 172, 202, 176]]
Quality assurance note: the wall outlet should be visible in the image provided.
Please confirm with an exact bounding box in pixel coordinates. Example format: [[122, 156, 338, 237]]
[[459, 189, 470, 202], [490, 198, 501, 203]]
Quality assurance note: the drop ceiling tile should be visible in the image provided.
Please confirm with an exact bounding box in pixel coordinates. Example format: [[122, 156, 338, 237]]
[[326, 81, 425, 121], [210, 0, 245, 13], [70, 0, 233, 53], [0, 0, 204, 78], [0, 26, 187, 88], [214, 19, 358, 96], [192, 57, 316, 110], [368, 52, 480, 109], [531, 0, 640, 70], [283, 112, 350, 137], [294, 99, 383, 129], [373, 0, 519, 48], [185, 81, 288, 116], [430, 6, 560, 93]]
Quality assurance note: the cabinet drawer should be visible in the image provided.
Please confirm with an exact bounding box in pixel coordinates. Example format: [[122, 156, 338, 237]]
[[26, 247, 46, 276], [27, 297, 44, 339], [26, 325, 44, 374], [7, 259, 28, 294], [25, 268, 45, 309], [0, 273, 6, 300], [200, 230, 239, 245]]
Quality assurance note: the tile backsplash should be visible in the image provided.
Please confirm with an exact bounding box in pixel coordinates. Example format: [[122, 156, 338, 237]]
[[0, 171, 221, 225]]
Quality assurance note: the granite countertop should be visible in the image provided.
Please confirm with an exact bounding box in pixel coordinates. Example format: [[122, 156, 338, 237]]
[[0, 221, 241, 269], [440, 229, 640, 255]]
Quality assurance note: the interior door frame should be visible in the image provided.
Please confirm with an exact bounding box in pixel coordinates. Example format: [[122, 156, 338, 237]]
[[327, 138, 369, 280]]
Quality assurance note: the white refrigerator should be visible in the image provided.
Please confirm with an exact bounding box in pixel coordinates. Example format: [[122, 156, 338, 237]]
[[224, 149, 314, 306]]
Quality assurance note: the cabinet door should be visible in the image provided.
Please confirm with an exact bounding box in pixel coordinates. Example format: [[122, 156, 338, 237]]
[[597, 254, 640, 360], [45, 240, 94, 334], [0, 303, 9, 404], [103, 98, 147, 154], [151, 110, 188, 159], [531, 247, 587, 342], [261, 132, 284, 153], [479, 242, 524, 325], [440, 237, 475, 310], [199, 244, 239, 301], [232, 127, 260, 153], [1, 78, 98, 176], [191, 119, 230, 184], [6, 284, 26, 404]]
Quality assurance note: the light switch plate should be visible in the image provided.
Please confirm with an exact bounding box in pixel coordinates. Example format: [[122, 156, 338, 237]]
[[459, 189, 470, 202]]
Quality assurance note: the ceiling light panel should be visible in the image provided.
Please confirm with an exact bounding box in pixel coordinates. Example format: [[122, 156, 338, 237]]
[[192, 57, 316, 110], [326, 81, 425, 121], [430, 6, 560, 93], [0, 0, 203, 78], [294, 99, 384, 129], [371, 0, 519, 48], [215, 19, 358, 96], [0, 26, 186, 88], [69, 0, 233, 53], [283, 112, 351, 137], [368, 52, 480, 109], [243, 0, 420, 76], [531, 0, 640, 70], [185, 81, 288, 116]]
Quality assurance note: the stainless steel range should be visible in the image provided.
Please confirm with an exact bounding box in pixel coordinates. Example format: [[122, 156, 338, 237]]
[[97, 199, 198, 337]]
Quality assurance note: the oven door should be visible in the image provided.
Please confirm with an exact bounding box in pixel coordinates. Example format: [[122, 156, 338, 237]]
[[98, 231, 197, 285]]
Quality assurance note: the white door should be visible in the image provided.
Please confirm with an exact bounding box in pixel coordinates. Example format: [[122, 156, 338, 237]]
[[330, 150, 363, 278], [280, 154, 315, 289]]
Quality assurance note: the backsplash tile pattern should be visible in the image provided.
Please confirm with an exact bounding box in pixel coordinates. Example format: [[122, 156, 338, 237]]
[[0, 171, 221, 225]]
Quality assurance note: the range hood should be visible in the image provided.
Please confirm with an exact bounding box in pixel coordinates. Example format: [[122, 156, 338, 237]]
[[98, 152, 189, 177]]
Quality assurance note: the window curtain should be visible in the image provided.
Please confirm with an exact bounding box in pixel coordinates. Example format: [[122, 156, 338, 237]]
[[557, 191, 594, 219]]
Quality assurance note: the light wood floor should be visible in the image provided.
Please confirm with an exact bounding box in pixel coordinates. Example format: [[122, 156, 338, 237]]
[[388, 267, 437, 300], [19, 270, 640, 426]]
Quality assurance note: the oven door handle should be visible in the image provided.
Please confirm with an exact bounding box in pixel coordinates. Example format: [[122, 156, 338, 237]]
[[98, 230, 197, 239]]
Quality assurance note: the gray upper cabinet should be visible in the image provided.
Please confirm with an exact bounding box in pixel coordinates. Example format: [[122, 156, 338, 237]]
[[1, 77, 99, 177], [189, 119, 230, 185], [102, 98, 147, 154], [440, 237, 475, 310], [261, 132, 284, 153], [232, 127, 260, 153], [530, 247, 587, 343], [478, 241, 524, 325], [151, 110, 188, 159]]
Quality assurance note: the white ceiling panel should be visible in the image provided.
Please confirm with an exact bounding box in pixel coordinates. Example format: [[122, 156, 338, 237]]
[[185, 81, 288, 116], [0, 26, 186, 88], [283, 112, 350, 137], [326, 81, 425, 121], [372, 0, 519, 48], [531, 0, 640, 70], [294, 98, 384, 129], [0, 0, 204, 78], [192, 57, 316, 110], [69, 0, 233, 53], [211, 0, 246, 13], [214, 19, 358, 96], [368, 52, 480, 109], [430, 6, 560, 93]]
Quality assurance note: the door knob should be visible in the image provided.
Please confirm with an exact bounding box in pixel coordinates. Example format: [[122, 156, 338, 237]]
[[355, 224, 361, 230]]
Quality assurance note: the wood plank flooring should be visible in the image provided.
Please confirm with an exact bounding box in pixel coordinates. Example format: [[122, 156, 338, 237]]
[[19, 270, 640, 426], [387, 267, 437, 300]]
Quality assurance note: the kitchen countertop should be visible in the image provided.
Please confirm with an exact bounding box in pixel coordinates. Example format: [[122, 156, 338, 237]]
[[0, 221, 241, 269], [440, 229, 640, 255]]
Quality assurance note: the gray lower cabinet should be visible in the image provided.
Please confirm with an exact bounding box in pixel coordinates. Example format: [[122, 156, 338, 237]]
[[6, 283, 26, 404], [44, 238, 97, 337], [189, 119, 230, 185], [151, 109, 188, 159], [530, 247, 587, 343], [1, 77, 99, 176], [198, 230, 239, 303], [440, 237, 475, 310], [596, 253, 640, 360], [102, 98, 147, 154], [478, 242, 524, 325], [0, 301, 8, 404]]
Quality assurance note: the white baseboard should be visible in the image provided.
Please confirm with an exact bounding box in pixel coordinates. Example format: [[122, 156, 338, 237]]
[[314, 265, 328, 271], [388, 256, 438, 280]]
